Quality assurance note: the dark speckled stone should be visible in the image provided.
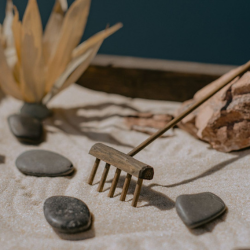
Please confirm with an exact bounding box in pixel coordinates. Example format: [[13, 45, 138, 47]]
[[16, 150, 74, 177], [176, 192, 226, 228], [20, 103, 52, 120], [8, 114, 43, 144], [44, 196, 91, 234]]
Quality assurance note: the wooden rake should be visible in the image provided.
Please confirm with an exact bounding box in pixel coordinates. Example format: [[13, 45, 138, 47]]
[[87, 61, 250, 207]]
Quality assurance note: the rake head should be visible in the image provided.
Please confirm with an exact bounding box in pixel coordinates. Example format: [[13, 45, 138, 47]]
[[87, 143, 154, 207]]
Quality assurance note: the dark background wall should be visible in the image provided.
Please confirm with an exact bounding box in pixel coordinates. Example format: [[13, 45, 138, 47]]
[[0, 0, 250, 65]]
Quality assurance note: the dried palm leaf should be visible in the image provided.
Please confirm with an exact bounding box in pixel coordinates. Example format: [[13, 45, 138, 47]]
[[0, 0, 122, 104], [72, 22, 123, 58], [21, 0, 45, 102], [12, 6, 22, 83], [12, 6, 21, 61], [43, 0, 67, 64], [45, 0, 91, 92], [43, 40, 102, 104], [0, 43, 22, 99], [0, 25, 3, 46], [62, 41, 103, 91], [2, 0, 14, 50]]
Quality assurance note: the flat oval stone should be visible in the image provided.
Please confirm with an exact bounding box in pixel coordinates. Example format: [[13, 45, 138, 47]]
[[20, 103, 52, 120], [176, 192, 226, 228], [44, 196, 91, 234], [16, 150, 74, 177], [8, 114, 43, 144]]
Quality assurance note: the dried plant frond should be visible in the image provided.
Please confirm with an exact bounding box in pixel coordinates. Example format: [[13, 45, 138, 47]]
[[45, 23, 122, 101], [2, 0, 16, 69], [0, 43, 22, 99], [12, 6, 22, 83], [72, 22, 123, 58], [43, 0, 67, 64], [59, 0, 68, 12], [12, 6, 21, 62], [45, 0, 91, 92], [0, 0, 122, 104], [62, 41, 103, 91], [21, 0, 45, 102], [2, 0, 14, 50], [44, 40, 102, 104]]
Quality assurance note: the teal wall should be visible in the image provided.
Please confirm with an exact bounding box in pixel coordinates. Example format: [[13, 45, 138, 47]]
[[0, 0, 250, 65]]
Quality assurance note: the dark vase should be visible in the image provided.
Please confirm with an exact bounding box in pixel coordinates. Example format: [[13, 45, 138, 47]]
[[20, 102, 52, 120]]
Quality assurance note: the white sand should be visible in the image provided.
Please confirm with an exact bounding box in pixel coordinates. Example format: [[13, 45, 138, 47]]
[[0, 85, 250, 250]]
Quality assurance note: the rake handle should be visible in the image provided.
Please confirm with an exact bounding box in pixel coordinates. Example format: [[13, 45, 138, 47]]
[[128, 60, 250, 157]]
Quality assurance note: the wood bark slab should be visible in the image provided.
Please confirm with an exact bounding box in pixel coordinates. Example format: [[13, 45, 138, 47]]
[[176, 69, 250, 152]]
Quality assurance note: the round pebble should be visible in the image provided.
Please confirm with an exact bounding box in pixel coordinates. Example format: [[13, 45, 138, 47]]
[[8, 114, 43, 144], [176, 192, 226, 228], [15, 150, 74, 177], [44, 196, 91, 234]]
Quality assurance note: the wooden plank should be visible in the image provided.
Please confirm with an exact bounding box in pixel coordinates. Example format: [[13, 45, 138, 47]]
[[89, 143, 154, 180], [77, 55, 237, 102], [91, 55, 236, 75]]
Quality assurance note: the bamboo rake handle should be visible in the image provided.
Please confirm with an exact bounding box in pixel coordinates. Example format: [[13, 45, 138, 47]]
[[119, 61, 250, 204], [128, 60, 250, 157]]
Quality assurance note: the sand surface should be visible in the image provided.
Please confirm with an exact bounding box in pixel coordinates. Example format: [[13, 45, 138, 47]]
[[0, 85, 250, 250]]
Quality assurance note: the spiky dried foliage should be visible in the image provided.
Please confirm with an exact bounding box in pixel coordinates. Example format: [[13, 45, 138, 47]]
[[0, 0, 122, 103]]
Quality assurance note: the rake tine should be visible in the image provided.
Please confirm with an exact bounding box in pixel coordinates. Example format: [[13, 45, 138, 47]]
[[120, 173, 132, 201], [131, 178, 143, 207], [97, 163, 111, 192], [88, 158, 100, 185], [108, 168, 121, 198]]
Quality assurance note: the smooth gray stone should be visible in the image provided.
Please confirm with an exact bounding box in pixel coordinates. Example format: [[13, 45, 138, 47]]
[[8, 114, 43, 144], [176, 192, 226, 229], [15, 150, 74, 177], [20, 102, 52, 120], [44, 196, 91, 234]]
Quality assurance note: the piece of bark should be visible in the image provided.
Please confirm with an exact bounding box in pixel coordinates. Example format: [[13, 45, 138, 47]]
[[176, 70, 250, 152], [125, 112, 174, 136]]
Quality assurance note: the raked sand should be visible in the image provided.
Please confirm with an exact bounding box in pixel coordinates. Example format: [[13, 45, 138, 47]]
[[0, 85, 250, 250]]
